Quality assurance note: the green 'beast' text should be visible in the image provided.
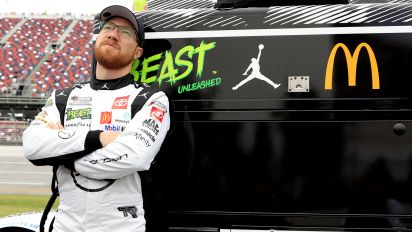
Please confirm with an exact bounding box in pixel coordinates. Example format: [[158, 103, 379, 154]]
[[131, 41, 216, 86]]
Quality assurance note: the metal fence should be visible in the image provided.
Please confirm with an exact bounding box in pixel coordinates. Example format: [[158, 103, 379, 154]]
[[0, 96, 47, 106]]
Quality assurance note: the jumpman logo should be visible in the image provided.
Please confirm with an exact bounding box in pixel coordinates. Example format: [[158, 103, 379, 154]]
[[138, 92, 149, 99], [232, 44, 281, 90], [56, 91, 67, 97], [101, 83, 109, 90]]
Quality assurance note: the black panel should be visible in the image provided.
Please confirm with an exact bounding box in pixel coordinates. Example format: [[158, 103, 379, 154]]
[[137, 3, 412, 230], [157, 120, 412, 230], [141, 29, 412, 230]]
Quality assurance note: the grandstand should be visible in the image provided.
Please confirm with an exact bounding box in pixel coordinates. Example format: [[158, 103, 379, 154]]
[[0, 14, 94, 144], [0, 16, 93, 98], [0, 0, 216, 144]]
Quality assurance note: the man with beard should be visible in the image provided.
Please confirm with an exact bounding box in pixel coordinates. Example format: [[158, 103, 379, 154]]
[[23, 5, 170, 232]]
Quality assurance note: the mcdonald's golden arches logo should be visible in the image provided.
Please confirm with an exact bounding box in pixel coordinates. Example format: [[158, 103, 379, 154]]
[[325, 42, 380, 90], [100, 111, 112, 124]]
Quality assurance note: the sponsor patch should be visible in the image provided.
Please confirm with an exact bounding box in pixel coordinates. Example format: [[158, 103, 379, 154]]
[[114, 118, 129, 124], [112, 95, 130, 109], [150, 106, 166, 123], [100, 111, 112, 124], [149, 101, 167, 112], [65, 122, 91, 128], [142, 118, 159, 135], [104, 125, 125, 131], [122, 111, 131, 120], [135, 132, 151, 147], [139, 128, 156, 142], [66, 108, 92, 121], [118, 206, 138, 218], [69, 96, 92, 106]]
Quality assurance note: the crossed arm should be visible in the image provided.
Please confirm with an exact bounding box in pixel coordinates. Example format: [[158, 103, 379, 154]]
[[23, 90, 170, 179]]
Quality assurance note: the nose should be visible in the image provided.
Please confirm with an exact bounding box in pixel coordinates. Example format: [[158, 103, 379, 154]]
[[106, 28, 120, 40]]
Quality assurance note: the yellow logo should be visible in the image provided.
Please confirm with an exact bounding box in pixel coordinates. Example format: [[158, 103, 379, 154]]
[[325, 42, 380, 90]]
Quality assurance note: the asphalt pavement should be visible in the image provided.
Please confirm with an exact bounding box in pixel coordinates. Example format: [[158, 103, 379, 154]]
[[0, 146, 52, 195]]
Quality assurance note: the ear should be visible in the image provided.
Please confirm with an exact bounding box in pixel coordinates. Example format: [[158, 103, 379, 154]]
[[134, 47, 143, 60]]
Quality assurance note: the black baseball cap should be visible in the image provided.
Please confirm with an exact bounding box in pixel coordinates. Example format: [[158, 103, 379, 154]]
[[99, 5, 145, 47]]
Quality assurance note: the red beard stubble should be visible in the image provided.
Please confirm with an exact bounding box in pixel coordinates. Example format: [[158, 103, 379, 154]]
[[94, 40, 136, 69]]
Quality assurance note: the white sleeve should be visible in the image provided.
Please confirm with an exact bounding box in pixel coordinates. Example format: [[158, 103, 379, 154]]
[[74, 91, 170, 179], [23, 90, 101, 166]]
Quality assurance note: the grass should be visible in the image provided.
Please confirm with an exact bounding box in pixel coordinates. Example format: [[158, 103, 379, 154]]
[[0, 194, 59, 218]]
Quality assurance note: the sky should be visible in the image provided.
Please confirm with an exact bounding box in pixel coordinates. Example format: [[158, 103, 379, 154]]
[[1, 0, 133, 15]]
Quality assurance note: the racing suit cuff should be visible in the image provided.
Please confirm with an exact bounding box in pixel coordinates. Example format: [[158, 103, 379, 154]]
[[85, 130, 103, 153]]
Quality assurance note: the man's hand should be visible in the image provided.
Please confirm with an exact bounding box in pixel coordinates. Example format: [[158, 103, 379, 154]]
[[35, 111, 64, 130], [99, 132, 121, 147], [46, 121, 64, 130]]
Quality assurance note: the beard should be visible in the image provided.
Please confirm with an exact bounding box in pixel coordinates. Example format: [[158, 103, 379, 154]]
[[94, 41, 135, 69]]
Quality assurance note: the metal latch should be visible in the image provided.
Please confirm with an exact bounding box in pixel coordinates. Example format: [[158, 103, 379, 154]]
[[288, 76, 309, 92]]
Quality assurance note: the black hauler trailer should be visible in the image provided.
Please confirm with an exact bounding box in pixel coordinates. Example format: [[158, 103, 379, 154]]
[[113, 0, 412, 231]]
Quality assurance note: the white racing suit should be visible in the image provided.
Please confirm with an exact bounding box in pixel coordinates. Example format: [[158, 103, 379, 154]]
[[23, 74, 170, 232]]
